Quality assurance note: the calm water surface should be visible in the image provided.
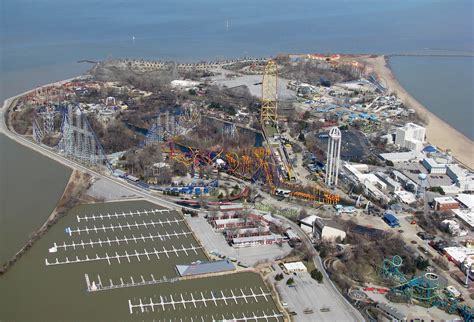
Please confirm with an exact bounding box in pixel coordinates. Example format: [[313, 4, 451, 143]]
[[0, 133, 71, 264], [390, 56, 474, 140]]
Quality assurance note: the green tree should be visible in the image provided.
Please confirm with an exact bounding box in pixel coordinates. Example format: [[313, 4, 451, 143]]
[[310, 269, 324, 283], [286, 278, 295, 285], [415, 256, 430, 271]]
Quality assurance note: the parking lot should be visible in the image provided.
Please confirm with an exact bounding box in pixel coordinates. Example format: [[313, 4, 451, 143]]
[[186, 215, 292, 266], [271, 264, 359, 322], [395, 161, 454, 187]]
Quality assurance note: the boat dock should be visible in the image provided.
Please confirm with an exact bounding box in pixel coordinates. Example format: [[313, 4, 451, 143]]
[[76, 209, 172, 222], [84, 273, 179, 292], [65, 218, 184, 236], [49, 230, 192, 252], [128, 287, 273, 313], [45, 244, 202, 266]]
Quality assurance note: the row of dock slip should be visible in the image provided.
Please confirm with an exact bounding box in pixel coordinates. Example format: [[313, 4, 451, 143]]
[[65, 218, 184, 236], [76, 209, 172, 222], [45, 244, 202, 266], [85, 273, 180, 292], [130, 311, 283, 322], [49, 230, 192, 253], [128, 287, 273, 313]]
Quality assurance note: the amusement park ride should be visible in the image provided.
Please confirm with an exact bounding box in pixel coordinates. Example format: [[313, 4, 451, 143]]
[[163, 60, 340, 205], [380, 255, 473, 320], [29, 60, 340, 206]]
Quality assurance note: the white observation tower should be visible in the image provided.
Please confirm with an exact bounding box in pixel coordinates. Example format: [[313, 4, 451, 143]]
[[325, 127, 342, 187]]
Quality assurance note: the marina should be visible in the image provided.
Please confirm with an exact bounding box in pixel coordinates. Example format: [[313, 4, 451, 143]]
[[0, 201, 281, 321]]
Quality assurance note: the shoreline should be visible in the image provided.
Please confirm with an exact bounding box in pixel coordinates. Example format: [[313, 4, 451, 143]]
[[359, 54, 474, 170]]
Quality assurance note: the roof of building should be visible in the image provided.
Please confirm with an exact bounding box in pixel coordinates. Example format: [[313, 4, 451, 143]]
[[350, 225, 386, 239], [401, 122, 425, 130], [214, 218, 245, 225], [423, 145, 437, 153], [394, 190, 417, 204], [447, 164, 469, 179], [383, 213, 399, 224], [423, 158, 446, 169], [283, 262, 307, 271], [176, 260, 235, 277], [233, 234, 282, 244], [379, 150, 419, 162], [452, 209, 474, 229], [219, 204, 244, 211], [314, 218, 345, 232], [299, 215, 318, 227], [455, 194, 474, 210], [285, 230, 299, 240], [444, 247, 474, 264], [376, 302, 407, 320], [434, 196, 458, 204]]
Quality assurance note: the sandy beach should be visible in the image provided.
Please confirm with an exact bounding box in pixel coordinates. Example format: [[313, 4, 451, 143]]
[[358, 55, 474, 170]]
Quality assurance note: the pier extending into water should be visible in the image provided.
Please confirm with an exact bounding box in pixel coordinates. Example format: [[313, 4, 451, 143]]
[[49, 230, 192, 252], [85, 273, 179, 292], [45, 244, 202, 266], [76, 209, 172, 222], [65, 218, 184, 236], [128, 287, 273, 313]]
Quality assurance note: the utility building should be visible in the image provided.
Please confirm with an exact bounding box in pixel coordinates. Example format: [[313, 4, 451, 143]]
[[325, 127, 342, 186], [394, 122, 425, 151]]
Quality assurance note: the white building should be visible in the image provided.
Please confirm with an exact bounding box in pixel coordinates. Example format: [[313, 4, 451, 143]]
[[441, 219, 467, 236], [451, 209, 474, 231], [283, 262, 307, 273], [394, 122, 425, 151], [394, 190, 417, 205], [379, 150, 419, 163], [232, 234, 284, 248], [452, 194, 474, 230], [447, 165, 474, 192], [344, 163, 390, 203], [422, 158, 447, 174], [313, 219, 346, 241], [376, 172, 402, 192], [170, 80, 200, 88], [455, 194, 474, 210], [298, 215, 318, 234]]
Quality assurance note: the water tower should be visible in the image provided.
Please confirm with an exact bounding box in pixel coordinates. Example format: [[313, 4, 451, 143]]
[[417, 173, 428, 198]]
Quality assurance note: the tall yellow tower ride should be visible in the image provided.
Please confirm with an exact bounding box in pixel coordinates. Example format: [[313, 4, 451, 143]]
[[261, 60, 278, 130]]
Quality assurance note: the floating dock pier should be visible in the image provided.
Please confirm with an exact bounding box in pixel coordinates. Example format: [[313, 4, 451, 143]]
[[76, 209, 172, 222], [65, 218, 184, 236], [49, 230, 192, 252], [45, 244, 202, 266], [128, 287, 272, 313]]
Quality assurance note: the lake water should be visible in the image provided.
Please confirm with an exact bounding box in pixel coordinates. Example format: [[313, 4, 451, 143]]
[[0, 134, 71, 264], [1, 0, 472, 137], [390, 56, 474, 140]]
